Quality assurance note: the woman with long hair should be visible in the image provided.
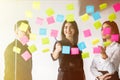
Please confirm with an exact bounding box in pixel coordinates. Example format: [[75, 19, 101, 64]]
[[51, 20, 85, 80], [91, 21, 120, 80]]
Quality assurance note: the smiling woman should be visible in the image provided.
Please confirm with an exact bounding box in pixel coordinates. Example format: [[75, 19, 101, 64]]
[[51, 20, 85, 80]]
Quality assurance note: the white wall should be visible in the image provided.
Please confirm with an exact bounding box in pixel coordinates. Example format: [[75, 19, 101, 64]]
[[0, 0, 120, 80]]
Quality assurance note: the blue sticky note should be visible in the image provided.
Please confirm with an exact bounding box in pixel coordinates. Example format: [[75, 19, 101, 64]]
[[62, 46, 70, 54], [86, 5, 94, 14], [56, 14, 64, 22], [92, 12, 101, 21], [77, 42, 86, 51], [39, 28, 47, 35]]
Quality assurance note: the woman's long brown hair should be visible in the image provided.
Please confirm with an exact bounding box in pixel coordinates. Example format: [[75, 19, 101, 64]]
[[102, 21, 120, 43], [61, 20, 79, 45]]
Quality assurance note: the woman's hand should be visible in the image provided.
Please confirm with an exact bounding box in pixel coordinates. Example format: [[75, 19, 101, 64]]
[[97, 73, 112, 80], [99, 46, 108, 59], [52, 42, 62, 59]]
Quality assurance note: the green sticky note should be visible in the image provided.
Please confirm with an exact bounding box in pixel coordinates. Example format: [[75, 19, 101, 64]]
[[92, 38, 100, 45], [108, 13, 116, 22], [66, 14, 74, 22], [25, 10, 32, 18], [99, 3, 107, 10], [82, 52, 90, 59], [32, 1, 40, 10], [93, 21, 102, 29], [13, 46, 21, 54], [46, 8, 54, 16], [66, 4, 74, 10], [103, 41, 111, 47], [30, 33, 37, 41], [28, 44, 37, 53], [19, 22, 28, 32], [80, 13, 89, 22], [41, 37, 50, 45], [42, 48, 50, 53]]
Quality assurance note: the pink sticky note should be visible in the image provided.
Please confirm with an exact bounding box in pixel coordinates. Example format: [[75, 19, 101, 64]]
[[83, 29, 91, 37], [113, 3, 120, 12], [20, 36, 29, 45], [111, 34, 119, 42], [93, 47, 101, 54], [50, 29, 58, 37], [36, 17, 44, 25], [103, 27, 111, 35], [21, 51, 32, 61], [46, 16, 55, 24], [71, 48, 79, 55]]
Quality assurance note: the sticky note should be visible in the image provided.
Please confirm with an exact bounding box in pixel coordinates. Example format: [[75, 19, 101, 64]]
[[92, 12, 101, 21], [46, 8, 54, 16], [82, 52, 89, 59], [46, 16, 55, 24], [32, 1, 40, 10], [62, 46, 70, 54], [25, 10, 32, 18], [13, 46, 21, 54], [103, 41, 111, 47], [66, 4, 74, 10], [86, 5, 94, 14], [93, 21, 102, 29], [103, 27, 111, 35], [66, 14, 74, 22], [50, 29, 58, 37], [28, 44, 37, 53], [21, 50, 32, 61], [71, 48, 79, 55], [77, 42, 86, 51], [20, 36, 29, 45], [99, 3, 107, 10], [56, 14, 64, 22], [92, 38, 100, 45], [80, 13, 89, 22], [42, 48, 50, 53], [30, 33, 37, 40], [83, 29, 92, 37], [93, 47, 101, 53], [108, 13, 116, 22], [36, 17, 44, 25], [19, 22, 28, 32], [41, 37, 50, 45], [113, 2, 120, 12], [39, 28, 47, 36], [111, 34, 119, 42]]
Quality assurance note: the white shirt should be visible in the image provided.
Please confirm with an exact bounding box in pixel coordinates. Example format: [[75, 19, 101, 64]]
[[90, 42, 120, 77]]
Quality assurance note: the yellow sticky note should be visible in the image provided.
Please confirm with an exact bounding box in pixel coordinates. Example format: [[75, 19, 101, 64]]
[[80, 13, 89, 22], [42, 48, 50, 53], [93, 21, 102, 29], [66, 4, 74, 10], [66, 14, 74, 22], [41, 37, 50, 45], [19, 22, 28, 32], [28, 44, 37, 53], [25, 10, 32, 18], [32, 1, 40, 10], [82, 52, 90, 59], [99, 3, 107, 10], [92, 38, 100, 45], [103, 41, 111, 47], [30, 33, 37, 41], [46, 8, 54, 16], [13, 46, 21, 54], [108, 13, 116, 22]]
